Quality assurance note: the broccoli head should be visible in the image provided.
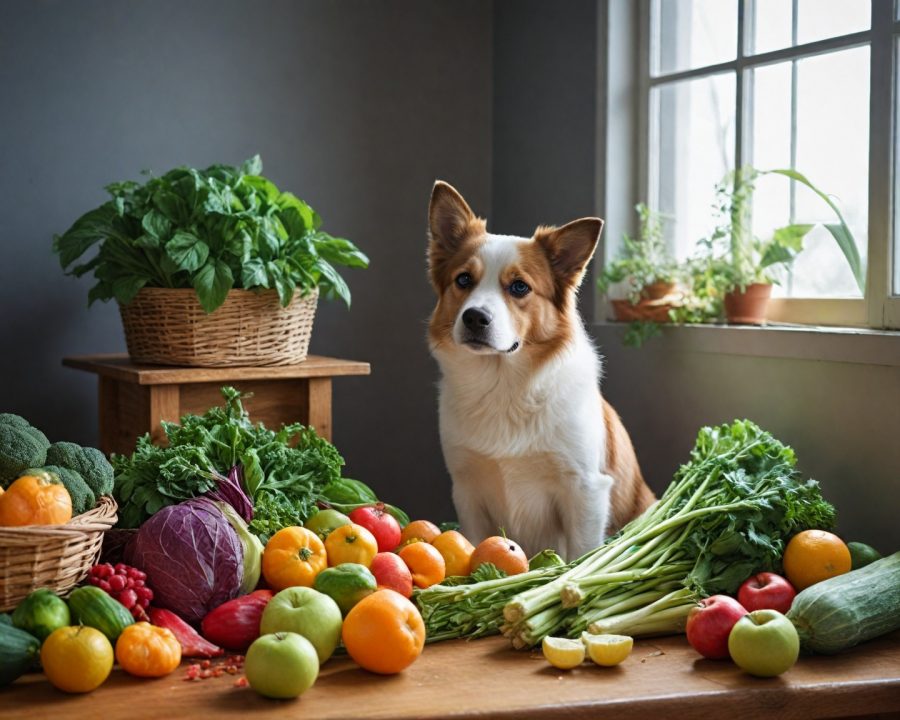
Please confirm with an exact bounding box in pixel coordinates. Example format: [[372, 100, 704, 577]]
[[0, 415, 50, 486], [36, 465, 96, 516], [45, 441, 114, 497]]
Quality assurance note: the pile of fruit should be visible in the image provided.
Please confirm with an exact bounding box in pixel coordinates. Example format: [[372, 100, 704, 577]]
[[0, 497, 535, 700]]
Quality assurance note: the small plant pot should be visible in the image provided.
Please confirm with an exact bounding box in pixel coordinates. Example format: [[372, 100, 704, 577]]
[[641, 281, 677, 301], [724, 283, 772, 325], [611, 299, 675, 323]]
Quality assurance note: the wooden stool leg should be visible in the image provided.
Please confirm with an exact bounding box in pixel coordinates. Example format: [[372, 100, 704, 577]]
[[148, 385, 181, 446], [302, 378, 332, 441]]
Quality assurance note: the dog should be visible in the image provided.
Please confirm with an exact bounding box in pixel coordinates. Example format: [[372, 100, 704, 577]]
[[426, 181, 655, 561]]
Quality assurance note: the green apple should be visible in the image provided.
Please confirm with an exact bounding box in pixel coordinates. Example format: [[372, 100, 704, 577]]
[[245, 632, 319, 699], [728, 609, 800, 677], [259, 587, 343, 664], [305, 509, 351, 542]]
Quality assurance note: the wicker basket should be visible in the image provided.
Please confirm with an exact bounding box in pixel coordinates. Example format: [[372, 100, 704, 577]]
[[119, 287, 318, 367], [0, 496, 118, 611]]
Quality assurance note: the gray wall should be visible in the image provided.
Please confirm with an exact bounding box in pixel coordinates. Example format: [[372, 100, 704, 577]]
[[0, 0, 492, 522]]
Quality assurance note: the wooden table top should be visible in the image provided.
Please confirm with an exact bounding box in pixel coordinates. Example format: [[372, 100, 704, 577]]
[[3, 632, 899, 720], [62, 354, 371, 385]]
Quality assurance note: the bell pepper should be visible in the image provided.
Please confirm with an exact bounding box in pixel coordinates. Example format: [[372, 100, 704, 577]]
[[147, 607, 223, 658], [200, 590, 273, 651]]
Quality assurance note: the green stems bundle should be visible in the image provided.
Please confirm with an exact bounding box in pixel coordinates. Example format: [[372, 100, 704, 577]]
[[417, 420, 836, 648]]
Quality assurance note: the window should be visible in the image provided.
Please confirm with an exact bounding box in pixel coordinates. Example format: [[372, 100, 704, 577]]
[[637, 0, 898, 328]]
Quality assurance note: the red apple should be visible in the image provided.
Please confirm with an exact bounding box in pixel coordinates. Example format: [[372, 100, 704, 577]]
[[369, 552, 413, 598], [686, 595, 748, 659], [348, 504, 402, 553], [737, 572, 796, 614]]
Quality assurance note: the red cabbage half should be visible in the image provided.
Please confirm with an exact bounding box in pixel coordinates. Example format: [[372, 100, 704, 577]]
[[127, 496, 244, 623]]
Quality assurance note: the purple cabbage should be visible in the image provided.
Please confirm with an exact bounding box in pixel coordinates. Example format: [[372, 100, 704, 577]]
[[126, 496, 244, 623]]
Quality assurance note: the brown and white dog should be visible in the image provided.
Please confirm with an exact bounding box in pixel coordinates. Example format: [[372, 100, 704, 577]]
[[426, 181, 655, 560]]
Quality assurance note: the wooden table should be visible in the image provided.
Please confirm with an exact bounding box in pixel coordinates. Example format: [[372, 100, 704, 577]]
[[3, 633, 899, 719], [63, 354, 370, 454]]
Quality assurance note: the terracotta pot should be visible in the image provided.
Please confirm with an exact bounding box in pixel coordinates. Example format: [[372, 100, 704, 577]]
[[724, 283, 772, 325], [641, 281, 677, 301], [611, 299, 675, 323]]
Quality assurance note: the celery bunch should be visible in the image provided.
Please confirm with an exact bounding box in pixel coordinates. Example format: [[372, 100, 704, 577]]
[[417, 420, 836, 647]]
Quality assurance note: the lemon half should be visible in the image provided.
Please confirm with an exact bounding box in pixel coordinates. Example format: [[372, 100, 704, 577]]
[[581, 632, 633, 666], [542, 636, 586, 669]]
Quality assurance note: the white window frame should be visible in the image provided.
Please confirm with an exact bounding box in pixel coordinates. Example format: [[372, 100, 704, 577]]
[[622, 0, 899, 329]]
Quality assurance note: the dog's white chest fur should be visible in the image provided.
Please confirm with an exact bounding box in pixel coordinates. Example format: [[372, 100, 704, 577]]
[[435, 324, 612, 559]]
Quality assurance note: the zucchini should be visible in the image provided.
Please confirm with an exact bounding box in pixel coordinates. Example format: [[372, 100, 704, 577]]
[[786, 551, 900, 654], [67, 586, 134, 642], [0, 623, 40, 686]]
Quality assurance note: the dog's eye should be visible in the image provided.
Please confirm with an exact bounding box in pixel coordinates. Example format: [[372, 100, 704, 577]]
[[509, 279, 531, 298], [455, 272, 474, 289]]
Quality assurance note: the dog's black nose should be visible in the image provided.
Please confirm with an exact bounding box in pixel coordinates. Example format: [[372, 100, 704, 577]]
[[462, 307, 493, 329]]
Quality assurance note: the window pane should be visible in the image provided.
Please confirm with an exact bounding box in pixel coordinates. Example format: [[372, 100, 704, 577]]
[[750, 48, 869, 298], [796, 0, 870, 45], [655, 0, 737, 75], [653, 73, 736, 257], [751, 0, 793, 55]]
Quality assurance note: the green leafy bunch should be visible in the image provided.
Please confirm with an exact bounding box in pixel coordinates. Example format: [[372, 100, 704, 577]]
[[113, 387, 407, 542], [53, 155, 368, 313]]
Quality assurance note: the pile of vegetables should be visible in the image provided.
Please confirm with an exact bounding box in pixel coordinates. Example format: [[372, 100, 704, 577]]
[[112, 386, 406, 539], [0, 413, 114, 521], [53, 155, 369, 313], [417, 419, 837, 647]]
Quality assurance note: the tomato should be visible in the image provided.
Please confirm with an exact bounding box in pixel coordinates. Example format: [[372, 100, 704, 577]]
[[431, 530, 475, 577], [116, 622, 182, 677], [41, 626, 113, 693], [263, 526, 328, 590], [348, 504, 402, 553], [324, 523, 378, 567]]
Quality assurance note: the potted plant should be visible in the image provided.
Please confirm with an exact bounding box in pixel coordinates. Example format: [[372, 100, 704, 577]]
[[53, 156, 368, 367], [697, 166, 862, 325], [598, 203, 680, 322]]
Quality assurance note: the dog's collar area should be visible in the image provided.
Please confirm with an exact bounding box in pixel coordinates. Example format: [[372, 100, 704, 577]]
[[506, 341, 520, 353]]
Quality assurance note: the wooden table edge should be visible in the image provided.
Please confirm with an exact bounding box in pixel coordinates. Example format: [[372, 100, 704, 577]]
[[62, 354, 371, 385]]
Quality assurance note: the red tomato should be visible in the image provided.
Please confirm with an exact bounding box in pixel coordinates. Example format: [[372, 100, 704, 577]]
[[348, 504, 402, 553]]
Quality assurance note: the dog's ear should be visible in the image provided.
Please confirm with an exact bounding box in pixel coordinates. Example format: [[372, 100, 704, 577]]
[[429, 181, 477, 247], [428, 181, 483, 286], [535, 217, 604, 292]]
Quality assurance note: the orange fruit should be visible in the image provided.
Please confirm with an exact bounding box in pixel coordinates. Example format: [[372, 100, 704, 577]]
[[342, 589, 425, 674], [431, 530, 475, 577], [398, 542, 446, 588], [41, 626, 113, 693], [399, 519, 441, 547], [782, 529, 852, 590], [470, 536, 529, 576]]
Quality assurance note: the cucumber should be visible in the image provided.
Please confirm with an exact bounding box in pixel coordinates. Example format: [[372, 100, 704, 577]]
[[67, 586, 134, 643], [786, 551, 900, 654], [0, 623, 40, 686]]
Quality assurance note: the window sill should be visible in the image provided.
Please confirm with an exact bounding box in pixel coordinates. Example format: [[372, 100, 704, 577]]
[[590, 321, 900, 367]]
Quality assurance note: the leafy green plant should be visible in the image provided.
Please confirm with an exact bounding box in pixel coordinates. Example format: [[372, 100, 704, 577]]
[[53, 156, 368, 313], [696, 166, 863, 296], [598, 204, 679, 303]]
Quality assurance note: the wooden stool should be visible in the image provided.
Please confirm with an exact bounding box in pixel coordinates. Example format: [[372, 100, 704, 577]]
[[63, 354, 370, 455]]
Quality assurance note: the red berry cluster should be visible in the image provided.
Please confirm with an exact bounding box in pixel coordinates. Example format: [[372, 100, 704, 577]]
[[88, 563, 154, 620]]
